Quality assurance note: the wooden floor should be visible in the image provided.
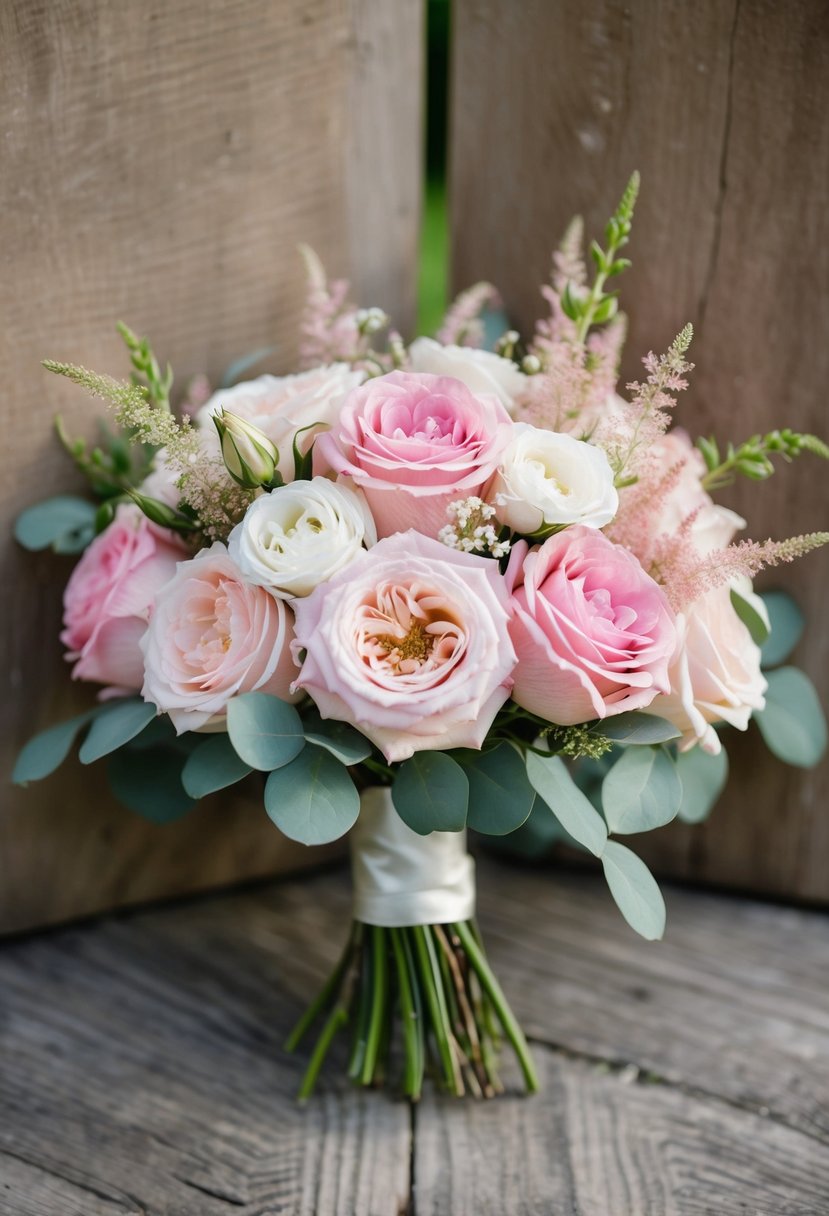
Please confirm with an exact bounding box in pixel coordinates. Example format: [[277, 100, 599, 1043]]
[[2, 854, 828, 1216]]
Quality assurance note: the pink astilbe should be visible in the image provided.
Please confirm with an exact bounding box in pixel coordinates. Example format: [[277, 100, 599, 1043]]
[[436, 282, 501, 348], [659, 532, 829, 611], [298, 245, 392, 372], [605, 457, 688, 568]]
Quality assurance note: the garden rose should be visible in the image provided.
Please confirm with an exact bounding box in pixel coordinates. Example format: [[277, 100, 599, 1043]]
[[316, 370, 512, 539], [489, 424, 618, 534], [507, 526, 676, 724], [141, 544, 298, 731], [196, 364, 363, 482], [61, 505, 185, 691], [408, 337, 527, 413], [649, 583, 767, 753], [227, 477, 376, 598], [291, 530, 516, 762]]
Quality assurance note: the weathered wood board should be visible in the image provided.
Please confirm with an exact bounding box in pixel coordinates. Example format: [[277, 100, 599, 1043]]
[[0, 0, 423, 932], [1, 855, 828, 1214], [450, 0, 829, 900]]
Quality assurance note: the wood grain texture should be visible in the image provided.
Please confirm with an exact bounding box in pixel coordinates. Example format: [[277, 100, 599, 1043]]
[[450, 0, 829, 899], [2, 855, 828, 1214], [0, 0, 423, 932]]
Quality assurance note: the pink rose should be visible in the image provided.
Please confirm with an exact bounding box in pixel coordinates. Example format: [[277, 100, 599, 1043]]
[[315, 371, 512, 538], [506, 526, 676, 725], [649, 583, 767, 754], [141, 544, 298, 732], [61, 505, 185, 691], [291, 530, 516, 762], [196, 365, 363, 483]]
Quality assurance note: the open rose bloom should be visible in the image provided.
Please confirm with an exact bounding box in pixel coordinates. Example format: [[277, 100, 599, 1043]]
[[16, 183, 827, 1103]]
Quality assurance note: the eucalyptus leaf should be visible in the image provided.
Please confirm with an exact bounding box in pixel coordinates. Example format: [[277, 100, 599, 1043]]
[[14, 495, 97, 554], [490, 794, 568, 858], [601, 840, 666, 940], [302, 712, 372, 766], [597, 713, 682, 746], [755, 667, 827, 768], [107, 747, 197, 823], [392, 752, 469, 835], [226, 693, 305, 771], [265, 747, 359, 845], [182, 733, 253, 799], [12, 707, 102, 785], [730, 587, 771, 646], [601, 746, 682, 834], [675, 746, 729, 824], [457, 744, 535, 835], [759, 591, 805, 668], [525, 752, 607, 856], [79, 699, 158, 764]]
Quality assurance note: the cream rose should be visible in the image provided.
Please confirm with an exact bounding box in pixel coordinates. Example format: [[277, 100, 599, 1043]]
[[141, 544, 298, 732], [227, 477, 376, 599], [650, 583, 767, 754], [196, 365, 363, 482], [490, 424, 618, 535], [408, 337, 526, 413]]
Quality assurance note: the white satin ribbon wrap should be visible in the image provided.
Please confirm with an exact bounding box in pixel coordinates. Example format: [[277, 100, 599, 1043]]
[[350, 787, 476, 927]]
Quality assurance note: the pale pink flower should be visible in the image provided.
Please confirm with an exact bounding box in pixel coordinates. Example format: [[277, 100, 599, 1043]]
[[506, 526, 676, 725], [316, 371, 512, 538], [649, 584, 767, 754], [141, 544, 298, 732], [291, 531, 516, 763], [61, 505, 185, 691]]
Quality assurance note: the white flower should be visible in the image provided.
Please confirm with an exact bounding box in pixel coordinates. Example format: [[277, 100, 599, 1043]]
[[228, 477, 376, 598], [196, 365, 364, 482], [490, 424, 618, 534], [408, 337, 526, 414]]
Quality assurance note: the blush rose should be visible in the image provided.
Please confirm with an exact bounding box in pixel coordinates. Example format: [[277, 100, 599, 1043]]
[[506, 525, 677, 724], [315, 370, 512, 539], [291, 530, 516, 762], [61, 504, 185, 691], [141, 543, 298, 732]]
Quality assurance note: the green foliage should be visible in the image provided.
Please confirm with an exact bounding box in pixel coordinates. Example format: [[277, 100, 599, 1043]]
[[730, 587, 770, 646], [699, 428, 829, 491], [392, 752, 469, 835], [264, 746, 360, 844], [598, 712, 681, 746], [563, 172, 639, 343], [601, 746, 682, 834], [755, 667, 827, 767], [675, 746, 728, 824], [226, 693, 305, 772], [107, 746, 196, 823], [759, 591, 804, 668], [14, 495, 97, 554], [600, 841, 666, 940], [117, 321, 173, 412], [126, 489, 199, 534], [43, 360, 149, 414], [543, 723, 613, 760], [456, 743, 535, 835], [525, 752, 608, 856], [181, 733, 253, 799], [12, 708, 102, 784], [302, 712, 372, 767], [78, 699, 158, 764]]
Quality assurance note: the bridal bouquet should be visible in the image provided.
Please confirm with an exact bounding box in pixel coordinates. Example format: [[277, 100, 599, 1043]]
[[14, 176, 827, 1100]]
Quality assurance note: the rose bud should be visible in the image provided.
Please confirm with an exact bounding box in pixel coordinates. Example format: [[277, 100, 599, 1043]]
[[213, 409, 279, 489]]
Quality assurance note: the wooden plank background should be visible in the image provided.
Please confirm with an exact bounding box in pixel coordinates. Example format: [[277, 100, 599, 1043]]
[[450, 0, 829, 901], [0, 0, 423, 934]]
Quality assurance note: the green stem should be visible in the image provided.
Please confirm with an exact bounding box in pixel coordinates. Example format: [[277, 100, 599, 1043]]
[[297, 1004, 348, 1103], [360, 926, 389, 1085], [452, 921, 539, 1094], [284, 926, 358, 1051], [412, 925, 463, 1096], [390, 927, 424, 1100]]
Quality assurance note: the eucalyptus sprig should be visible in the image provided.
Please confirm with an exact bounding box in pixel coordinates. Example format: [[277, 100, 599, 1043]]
[[699, 429, 829, 491], [55, 415, 154, 500], [117, 322, 173, 412], [561, 171, 639, 342]]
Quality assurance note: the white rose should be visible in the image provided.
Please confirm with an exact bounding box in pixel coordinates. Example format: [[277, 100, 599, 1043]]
[[228, 476, 377, 598], [490, 424, 618, 534], [408, 337, 526, 414], [196, 365, 364, 482], [650, 584, 767, 754]]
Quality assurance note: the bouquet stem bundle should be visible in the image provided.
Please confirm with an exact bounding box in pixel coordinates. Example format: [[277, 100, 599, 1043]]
[[286, 919, 539, 1100]]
